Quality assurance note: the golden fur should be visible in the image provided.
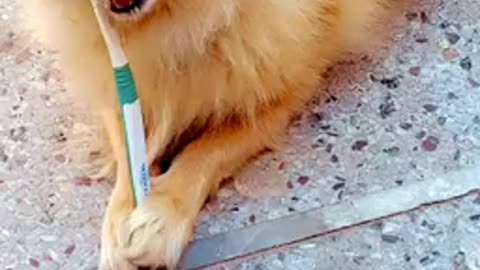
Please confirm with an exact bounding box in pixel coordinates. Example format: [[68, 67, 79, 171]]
[[18, 0, 403, 269]]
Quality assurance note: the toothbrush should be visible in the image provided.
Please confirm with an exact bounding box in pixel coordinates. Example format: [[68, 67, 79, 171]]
[[90, 0, 151, 207]]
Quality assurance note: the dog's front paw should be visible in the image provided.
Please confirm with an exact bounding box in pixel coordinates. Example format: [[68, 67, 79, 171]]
[[99, 193, 194, 270], [123, 193, 194, 269], [99, 199, 135, 270]]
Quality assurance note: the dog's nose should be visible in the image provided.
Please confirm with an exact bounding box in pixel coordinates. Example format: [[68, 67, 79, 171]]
[[111, 0, 135, 10]]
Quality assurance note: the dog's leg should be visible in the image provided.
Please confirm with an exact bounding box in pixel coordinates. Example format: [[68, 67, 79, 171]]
[[115, 102, 294, 269]]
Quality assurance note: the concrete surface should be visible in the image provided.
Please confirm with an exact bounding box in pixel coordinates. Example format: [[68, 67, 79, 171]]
[[1, 0, 480, 269], [182, 167, 480, 269], [231, 192, 480, 270]]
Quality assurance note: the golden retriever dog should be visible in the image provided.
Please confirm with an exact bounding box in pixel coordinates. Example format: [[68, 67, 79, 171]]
[[17, 0, 405, 269]]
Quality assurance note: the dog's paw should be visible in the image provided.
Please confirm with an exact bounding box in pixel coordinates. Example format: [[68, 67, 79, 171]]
[[99, 193, 194, 270], [122, 194, 194, 269], [99, 202, 135, 270]]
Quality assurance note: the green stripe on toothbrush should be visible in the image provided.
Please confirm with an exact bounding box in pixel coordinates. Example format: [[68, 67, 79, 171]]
[[115, 64, 138, 104]]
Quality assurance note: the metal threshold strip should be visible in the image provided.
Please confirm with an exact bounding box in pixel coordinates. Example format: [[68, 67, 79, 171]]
[[179, 166, 480, 269]]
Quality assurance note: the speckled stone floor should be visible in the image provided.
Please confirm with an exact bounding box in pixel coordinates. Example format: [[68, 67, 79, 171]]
[[1, 0, 480, 269]]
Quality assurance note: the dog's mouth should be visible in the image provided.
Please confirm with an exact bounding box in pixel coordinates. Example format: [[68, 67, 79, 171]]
[[108, 0, 157, 21], [110, 0, 144, 13]]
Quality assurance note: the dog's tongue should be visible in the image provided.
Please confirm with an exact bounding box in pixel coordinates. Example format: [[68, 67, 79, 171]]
[[111, 0, 134, 9]]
